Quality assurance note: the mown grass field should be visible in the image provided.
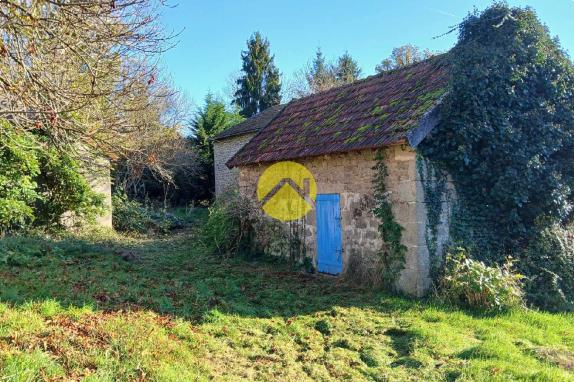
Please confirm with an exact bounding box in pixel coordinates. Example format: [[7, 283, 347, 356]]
[[0, 210, 572, 381]]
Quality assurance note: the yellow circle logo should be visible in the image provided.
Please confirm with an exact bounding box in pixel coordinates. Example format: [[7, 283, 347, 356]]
[[257, 161, 317, 222]]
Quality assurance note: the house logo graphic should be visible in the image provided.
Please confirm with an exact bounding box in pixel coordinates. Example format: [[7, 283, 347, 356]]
[[256, 161, 317, 222]]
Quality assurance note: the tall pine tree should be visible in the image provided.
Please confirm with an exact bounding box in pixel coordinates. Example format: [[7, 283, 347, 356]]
[[334, 52, 361, 84], [234, 32, 281, 118]]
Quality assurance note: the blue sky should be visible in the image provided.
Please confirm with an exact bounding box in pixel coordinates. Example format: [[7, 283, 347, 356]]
[[159, 0, 574, 106]]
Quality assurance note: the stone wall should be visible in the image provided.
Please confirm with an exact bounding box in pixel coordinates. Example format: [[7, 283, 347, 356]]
[[86, 164, 113, 228], [61, 156, 113, 229], [415, 156, 455, 281], [237, 145, 447, 296], [214, 134, 256, 197]]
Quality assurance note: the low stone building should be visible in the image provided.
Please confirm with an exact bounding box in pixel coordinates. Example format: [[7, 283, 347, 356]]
[[212, 105, 284, 196], [226, 56, 453, 296]]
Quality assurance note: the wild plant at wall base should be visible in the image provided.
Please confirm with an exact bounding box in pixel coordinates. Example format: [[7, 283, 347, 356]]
[[440, 248, 524, 311]]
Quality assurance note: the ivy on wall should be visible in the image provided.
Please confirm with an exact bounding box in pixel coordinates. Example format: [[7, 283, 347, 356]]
[[416, 155, 449, 279], [418, 3, 574, 310], [372, 150, 407, 288]]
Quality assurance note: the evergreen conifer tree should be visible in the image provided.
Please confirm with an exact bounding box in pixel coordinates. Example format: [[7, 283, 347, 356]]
[[234, 32, 281, 118], [334, 52, 361, 84]]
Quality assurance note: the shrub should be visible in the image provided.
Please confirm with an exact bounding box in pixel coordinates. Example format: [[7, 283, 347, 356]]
[[112, 193, 182, 234], [199, 193, 293, 260], [520, 225, 574, 312], [34, 148, 105, 227], [199, 198, 242, 256], [0, 119, 107, 232], [440, 248, 524, 310], [112, 193, 150, 233], [0, 123, 40, 233]]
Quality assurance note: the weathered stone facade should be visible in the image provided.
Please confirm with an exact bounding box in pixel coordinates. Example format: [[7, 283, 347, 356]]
[[214, 134, 256, 196], [237, 145, 452, 296]]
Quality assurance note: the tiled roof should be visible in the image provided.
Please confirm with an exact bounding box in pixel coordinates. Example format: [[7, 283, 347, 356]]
[[227, 55, 449, 167], [213, 104, 285, 141]]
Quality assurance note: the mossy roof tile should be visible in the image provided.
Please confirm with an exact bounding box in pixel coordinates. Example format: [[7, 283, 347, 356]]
[[228, 55, 449, 167]]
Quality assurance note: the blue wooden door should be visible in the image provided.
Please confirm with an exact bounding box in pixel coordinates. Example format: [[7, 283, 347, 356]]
[[316, 194, 343, 275]]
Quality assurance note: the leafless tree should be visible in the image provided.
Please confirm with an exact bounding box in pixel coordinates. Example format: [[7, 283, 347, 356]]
[[116, 75, 197, 191], [375, 44, 434, 73], [0, 0, 184, 177], [284, 49, 359, 99]]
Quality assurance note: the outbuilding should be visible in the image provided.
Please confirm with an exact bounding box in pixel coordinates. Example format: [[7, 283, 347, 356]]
[[226, 56, 453, 296], [212, 105, 284, 196]]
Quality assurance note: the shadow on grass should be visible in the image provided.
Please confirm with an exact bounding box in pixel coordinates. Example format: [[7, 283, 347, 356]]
[[0, 221, 503, 324]]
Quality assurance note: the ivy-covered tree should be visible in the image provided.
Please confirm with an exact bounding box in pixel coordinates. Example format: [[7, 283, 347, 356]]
[[234, 32, 282, 118], [419, 4, 574, 309]]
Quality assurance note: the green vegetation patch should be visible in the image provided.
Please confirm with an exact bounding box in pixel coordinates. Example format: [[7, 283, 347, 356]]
[[344, 135, 361, 145], [418, 4, 574, 311], [357, 124, 373, 134], [0, 212, 572, 380]]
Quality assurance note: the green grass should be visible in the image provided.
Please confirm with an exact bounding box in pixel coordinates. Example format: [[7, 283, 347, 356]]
[[0, 210, 572, 381]]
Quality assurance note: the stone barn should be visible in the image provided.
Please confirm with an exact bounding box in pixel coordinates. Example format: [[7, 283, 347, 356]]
[[226, 56, 453, 296], [213, 105, 284, 196]]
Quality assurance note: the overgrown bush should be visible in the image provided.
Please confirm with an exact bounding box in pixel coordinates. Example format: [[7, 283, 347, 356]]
[[0, 124, 39, 233], [112, 194, 150, 233], [112, 193, 182, 234], [35, 148, 105, 228], [440, 248, 524, 310], [199, 198, 243, 256], [520, 225, 574, 312], [0, 119, 106, 232], [199, 193, 295, 261]]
